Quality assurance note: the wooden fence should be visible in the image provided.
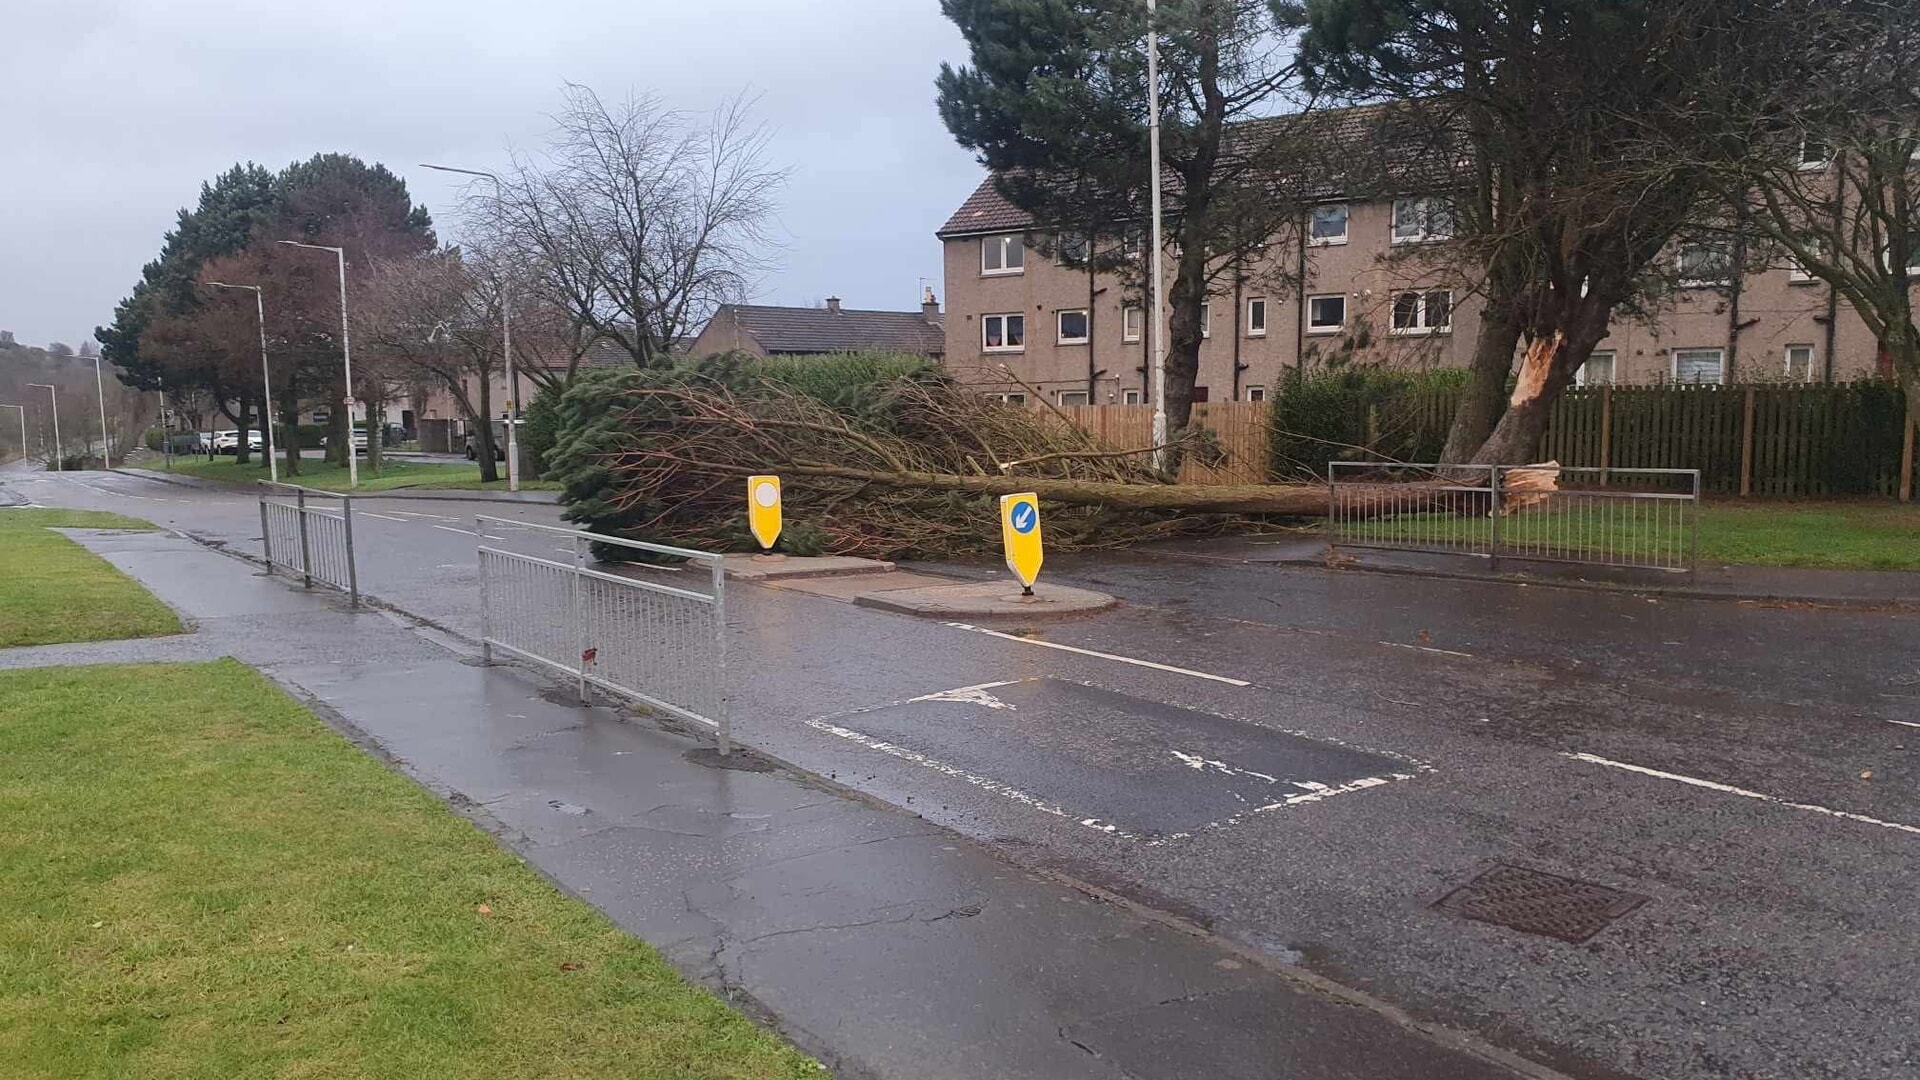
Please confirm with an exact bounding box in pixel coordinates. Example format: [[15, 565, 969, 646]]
[[1062, 383, 1918, 498]]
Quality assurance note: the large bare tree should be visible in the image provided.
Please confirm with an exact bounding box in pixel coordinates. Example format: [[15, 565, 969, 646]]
[[490, 85, 785, 369]]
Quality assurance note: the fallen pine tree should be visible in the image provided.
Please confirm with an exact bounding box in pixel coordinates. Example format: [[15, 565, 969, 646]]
[[541, 358, 1554, 560]]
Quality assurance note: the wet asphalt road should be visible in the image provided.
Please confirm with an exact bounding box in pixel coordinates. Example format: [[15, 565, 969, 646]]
[[14, 467, 1920, 1080]]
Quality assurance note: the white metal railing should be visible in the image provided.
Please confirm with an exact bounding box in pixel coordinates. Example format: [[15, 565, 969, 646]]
[[259, 482, 359, 603], [1328, 463, 1702, 573], [475, 516, 730, 753]]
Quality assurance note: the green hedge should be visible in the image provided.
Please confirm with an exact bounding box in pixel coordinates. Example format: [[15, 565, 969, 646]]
[[1267, 368, 1467, 480]]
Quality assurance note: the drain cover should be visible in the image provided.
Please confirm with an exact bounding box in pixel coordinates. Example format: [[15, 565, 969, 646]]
[[1434, 864, 1648, 943]]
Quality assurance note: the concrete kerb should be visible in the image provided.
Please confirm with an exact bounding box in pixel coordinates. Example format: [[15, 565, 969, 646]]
[[854, 579, 1118, 618]]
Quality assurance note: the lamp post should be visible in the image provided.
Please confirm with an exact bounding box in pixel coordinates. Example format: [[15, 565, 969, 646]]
[[276, 240, 358, 488], [0, 404, 25, 465], [205, 282, 279, 484], [420, 162, 519, 491], [26, 383, 60, 471], [91, 354, 112, 469], [1146, 0, 1169, 472]]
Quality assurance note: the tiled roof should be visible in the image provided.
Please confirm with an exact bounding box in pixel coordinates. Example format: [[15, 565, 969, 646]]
[[710, 304, 945, 357], [935, 101, 1465, 237]]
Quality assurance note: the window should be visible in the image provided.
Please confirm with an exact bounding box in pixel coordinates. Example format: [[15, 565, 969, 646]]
[[1245, 385, 1267, 402], [1788, 257, 1817, 284], [1307, 294, 1346, 334], [1057, 231, 1090, 266], [1246, 298, 1268, 337], [1678, 241, 1734, 286], [1310, 203, 1350, 245], [1056, 390, 1090, 406], [982, 313, 1025, 352], [1392, 196, 1454, 244], [1200, 302, 1212, 338], [1799, 137, 1831, 169], [987, 392, 1027, 405], [982, 234, 1025, 275], [1672, 348, 1726, 385], [1122, 306, 1143, 342], [1191, 386, 1210, 403], [1123, 226, 1146, 259], [1390, 289, 1453, 334], [1575, 351, 1616, 387], [1785, 344, 1815, 381], [1057, 309, 1089, 345], [1122, 388, 1143, 405]]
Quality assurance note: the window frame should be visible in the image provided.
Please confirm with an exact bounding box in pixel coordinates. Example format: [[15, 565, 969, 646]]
[[982, 312, 1027, 353], [1056, 308, 1090, 346], [1671, 347, 1727, 385], [1056, 231, 1090, 267], [1245, 385, 1267, 403], [1200, 302, 1212, 339], [986, 391, 1027, 405], [1122, 305, 1143, 343], [981, 234, 1026, 276], [1798, 137, 1832, 170], [1784, 344, 1816, 381], [1677, 241, 1735, 288], [1306, 294, 1347, 335], [1389, 289, 1454, 335], [1055, 389, 1091, 407], [1391, 196, 1454, 245], [1309, 203, 1350, 246], [1122, 388, 1143, 405], [1575, 350, 1616, 388], [1246, 297, 1268, 337]]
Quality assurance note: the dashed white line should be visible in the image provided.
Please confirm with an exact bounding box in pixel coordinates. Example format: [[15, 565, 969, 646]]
[[433, 525, 476, 536], [1562, 752, 1920, 837], [1885, 718, 1920, 730], [943, 623, 1251, 686], [361, 512, 410, 523], [1379, 641, 1475, 659]]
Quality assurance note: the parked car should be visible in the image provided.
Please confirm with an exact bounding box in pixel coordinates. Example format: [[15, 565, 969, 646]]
[[211, 430, 265, 455], [463, 418, 525, 462]]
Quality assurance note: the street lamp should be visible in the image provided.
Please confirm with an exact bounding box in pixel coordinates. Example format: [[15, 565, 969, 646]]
[[420, 162, 520, 491], [205, 281, 279, 484], [92, 354, 112, 470], [276, 240, 358, 489], [0, 404, 26, 465], [26, 384, 60, 471], [1146, 0, 1169, 471]]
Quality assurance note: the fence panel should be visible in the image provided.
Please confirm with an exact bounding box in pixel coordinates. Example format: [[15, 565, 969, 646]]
[[476, 517, 730, 751], [258, 483, 358, 603]]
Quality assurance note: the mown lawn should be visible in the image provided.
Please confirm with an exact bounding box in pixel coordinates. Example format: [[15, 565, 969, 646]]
[[159, 456, 560, 493], [0, 660, 824, 1079], [0, 510, 180, 647], [1332, 499, 1920, 571]]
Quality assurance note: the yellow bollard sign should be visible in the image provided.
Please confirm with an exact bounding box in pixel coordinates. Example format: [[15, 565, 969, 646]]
[[999, 492, 1043, 593], [748, 475, 782, 551]]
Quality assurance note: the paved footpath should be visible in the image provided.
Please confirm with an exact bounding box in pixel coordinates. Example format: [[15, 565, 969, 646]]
[[2, 526, 1548, 1080]]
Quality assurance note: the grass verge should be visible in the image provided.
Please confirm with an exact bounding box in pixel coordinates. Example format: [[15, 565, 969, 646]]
[[0, 510, 180, 647], [0, 660, 823, 1079], [1332, 499, 1920, 571], [156, 456, 560, 493]]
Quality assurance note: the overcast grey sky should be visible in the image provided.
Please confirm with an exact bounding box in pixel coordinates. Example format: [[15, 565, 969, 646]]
[[0, 0, 984, 350]]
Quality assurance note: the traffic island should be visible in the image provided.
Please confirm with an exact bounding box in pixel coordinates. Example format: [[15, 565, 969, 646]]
[[851, 579, 1117, 617]]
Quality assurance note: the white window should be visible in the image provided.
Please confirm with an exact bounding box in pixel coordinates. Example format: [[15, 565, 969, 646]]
[[1678, 241, 1734, 286], [1122, 306, 1143, 342], [1672, 348, 1726, 385], [1200, 302, 1212, 339], [982, 313, 1026, 352], [1799, 137, 1831, 170], [1123, 226, 1146, 258], [1056, 390, 1090, 406], [1785, 344, 1816, 381], [1122, 388, 1143, 405], [1788, 258, 1817, 284], [1575, 351, 1616, 387], [982, 234, 1025, 275], [1310, 203, 1350, 245], [1390, 289, 1453, 334], [1057, 231, 1090, 266], [1245, 385, 1267, 403], [987, 391, 1027, 405], [1307, 294, 1346, 334], [1392, 196, 1454, 244], [1246, 297, 1267, 337], [1057, 309, 1089, 345]]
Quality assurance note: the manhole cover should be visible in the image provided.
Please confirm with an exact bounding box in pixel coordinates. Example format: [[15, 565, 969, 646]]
[[1433, 864, 1648, 943]]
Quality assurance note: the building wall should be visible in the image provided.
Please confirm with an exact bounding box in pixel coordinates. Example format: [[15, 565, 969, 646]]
[[941, 194, 1891, 400], [686, 313, 766, 358]]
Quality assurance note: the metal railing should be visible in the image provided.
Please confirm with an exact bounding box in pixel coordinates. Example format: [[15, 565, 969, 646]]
[[475, 516, 730, 753], [259, 482, 359, 603], [1328, 463, 1701, 573]]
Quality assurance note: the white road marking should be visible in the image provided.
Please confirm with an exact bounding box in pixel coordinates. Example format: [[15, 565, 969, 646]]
[[1379, 641, 1475, 659], [908, 681, 1022, 710], [361, 512, 411, 523], [433, 525, 476, 536], [387, 510, 460, 522], [1562, 752, 1920, 837], [1885, 718, 1920, 730], [1170, 750, 1281, 784], [943, 623, 1251, 686]]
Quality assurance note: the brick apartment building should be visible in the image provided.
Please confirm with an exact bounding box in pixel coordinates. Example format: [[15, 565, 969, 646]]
[[936, 119, 1889, 406]]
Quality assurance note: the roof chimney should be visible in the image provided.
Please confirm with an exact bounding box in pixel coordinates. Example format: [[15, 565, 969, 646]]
[[921, 285, 941, 319], [824, 296, 842, 314]]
